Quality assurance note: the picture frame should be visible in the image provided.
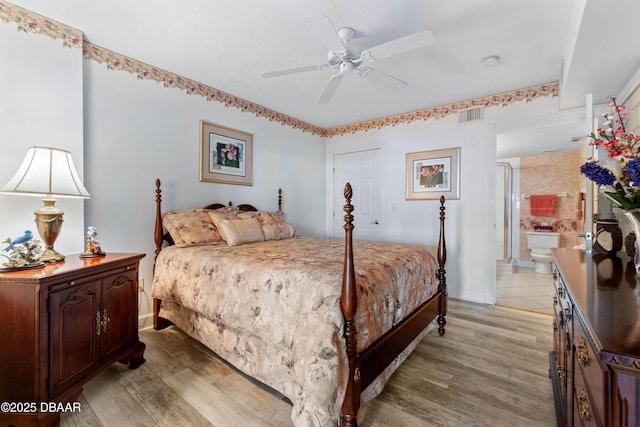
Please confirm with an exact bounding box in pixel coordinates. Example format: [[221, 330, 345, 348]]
[[406, 147, 460, 200], [199, 120, 253, 186]]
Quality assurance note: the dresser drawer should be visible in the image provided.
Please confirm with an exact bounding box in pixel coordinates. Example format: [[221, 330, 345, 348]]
[[573, 367, 601, 426], [574, 314, 608, 426]]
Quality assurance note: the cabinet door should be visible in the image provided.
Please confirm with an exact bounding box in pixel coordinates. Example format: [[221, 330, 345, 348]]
[[100, 269, 138, 360], [49, 281, 100, 398]]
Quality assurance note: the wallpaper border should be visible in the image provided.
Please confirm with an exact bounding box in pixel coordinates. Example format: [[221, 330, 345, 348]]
[[0, 1, 82, 48], [1, 1, 559, 138]]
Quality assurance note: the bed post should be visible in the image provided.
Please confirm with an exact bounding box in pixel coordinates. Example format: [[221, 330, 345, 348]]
[[437, 195, 448, 336], [278, 188, 282, 212], [154, 178, 164, 264], [153, 178, 172, 331], [341, 183, 361, 427]]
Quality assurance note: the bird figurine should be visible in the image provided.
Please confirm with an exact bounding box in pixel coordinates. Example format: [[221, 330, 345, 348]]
[[3, 230, 33, 252]]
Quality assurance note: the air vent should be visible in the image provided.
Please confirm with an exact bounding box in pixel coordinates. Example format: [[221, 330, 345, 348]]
[[458, 106, 484, 123]]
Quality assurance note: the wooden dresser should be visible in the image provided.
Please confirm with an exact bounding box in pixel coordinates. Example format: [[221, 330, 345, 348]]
[[0, 253, 146, 427], [551, 248, 640, 426]]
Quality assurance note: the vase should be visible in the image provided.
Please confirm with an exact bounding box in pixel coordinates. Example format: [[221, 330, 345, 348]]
[[622, 209, 640, 273], [593, 219, 623, 255]]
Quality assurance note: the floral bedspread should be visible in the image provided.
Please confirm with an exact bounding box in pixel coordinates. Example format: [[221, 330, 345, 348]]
[[151, 236, 439, 426]]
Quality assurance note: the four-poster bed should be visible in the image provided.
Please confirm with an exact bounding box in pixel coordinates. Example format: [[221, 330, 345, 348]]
[[151, 178, 447, 426]]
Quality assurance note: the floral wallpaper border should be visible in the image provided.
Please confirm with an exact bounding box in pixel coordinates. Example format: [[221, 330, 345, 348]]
[[326, 82, 558, 137], [0, 1, 82, 48], [1, 1, 559, 138]]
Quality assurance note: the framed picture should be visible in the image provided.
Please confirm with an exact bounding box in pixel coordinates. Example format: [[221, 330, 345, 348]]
[[406, 147, 460, 200], [199, 120, 253, 185]]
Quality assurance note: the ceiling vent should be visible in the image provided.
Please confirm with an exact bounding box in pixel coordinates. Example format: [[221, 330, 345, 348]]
[[458, 106, 485, 123]]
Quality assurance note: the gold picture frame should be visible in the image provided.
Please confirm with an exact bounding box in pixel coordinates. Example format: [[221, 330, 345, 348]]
[[406, 147, 460, 200], [199, 120, 253, 185]]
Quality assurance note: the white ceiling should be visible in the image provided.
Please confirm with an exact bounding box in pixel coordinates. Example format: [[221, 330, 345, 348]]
[[7, 0, 640, 157]]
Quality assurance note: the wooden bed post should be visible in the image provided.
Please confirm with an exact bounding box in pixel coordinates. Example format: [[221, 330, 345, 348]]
[[154, 178, 164, 264], [437, 195, 448, 336], [278, 188, 282, 212], [341, 183, 361, 427], [153, 178, 172, 331]]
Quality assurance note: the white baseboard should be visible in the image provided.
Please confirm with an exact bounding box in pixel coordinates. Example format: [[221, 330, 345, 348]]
[[138, 313, 154, 331]]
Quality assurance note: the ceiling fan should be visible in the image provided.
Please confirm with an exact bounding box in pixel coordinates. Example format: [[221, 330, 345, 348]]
[[262, 15, 435, 104]]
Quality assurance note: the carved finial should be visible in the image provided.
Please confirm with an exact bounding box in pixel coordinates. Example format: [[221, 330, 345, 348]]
[[278, 188, 283, 211], [343, 183, 354, 228], [344, 182, 353, 201], [155, 179, 162, 202]]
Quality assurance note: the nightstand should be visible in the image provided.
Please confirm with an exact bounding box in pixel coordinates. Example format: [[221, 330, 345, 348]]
[[0, 253, 146, 427]]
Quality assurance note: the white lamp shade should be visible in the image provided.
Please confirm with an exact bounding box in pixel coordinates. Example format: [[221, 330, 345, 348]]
[[0, 146, 90, 198]]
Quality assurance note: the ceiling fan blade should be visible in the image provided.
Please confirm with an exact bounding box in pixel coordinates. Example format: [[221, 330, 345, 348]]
[[317, 74, 343, 104], [364, 29, 435, 61], [262, 64, 327, 78], [359, 67, 407, 92], [306, 15, 346, 53]]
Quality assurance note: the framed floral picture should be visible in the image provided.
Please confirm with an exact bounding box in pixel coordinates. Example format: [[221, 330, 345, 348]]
[[406, 147, 460, 200], [199, 120, 252, 185]]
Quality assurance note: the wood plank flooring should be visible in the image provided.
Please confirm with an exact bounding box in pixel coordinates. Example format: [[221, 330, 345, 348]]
[[61, 299, 556, 427]]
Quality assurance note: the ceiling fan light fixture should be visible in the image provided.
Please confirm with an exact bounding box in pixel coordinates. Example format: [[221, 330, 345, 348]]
[[339, 61, 354, 74], [481, 55, 501, 68]]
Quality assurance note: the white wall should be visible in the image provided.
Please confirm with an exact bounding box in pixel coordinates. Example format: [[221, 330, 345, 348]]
[[327, 115, 498, 304], [325, 97, 576, 305], [0, 21, 85, 256], [81, 61, 326, 326]]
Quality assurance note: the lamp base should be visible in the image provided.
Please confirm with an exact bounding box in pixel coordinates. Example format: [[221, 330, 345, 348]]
[[35, 198, 65, 263], [40, 247, 66, 263]]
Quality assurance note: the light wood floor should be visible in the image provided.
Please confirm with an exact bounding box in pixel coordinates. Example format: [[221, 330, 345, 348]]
[[61, 299, 556, 427]]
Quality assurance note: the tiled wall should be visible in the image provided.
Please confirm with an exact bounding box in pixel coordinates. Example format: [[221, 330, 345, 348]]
[[519, 152, 583, 260]]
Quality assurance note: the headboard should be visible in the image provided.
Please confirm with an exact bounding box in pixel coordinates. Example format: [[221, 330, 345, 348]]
[[153, 178, 282, 259]]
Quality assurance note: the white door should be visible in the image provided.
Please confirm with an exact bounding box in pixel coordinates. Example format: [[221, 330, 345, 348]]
[[333, 149, 385, 241]]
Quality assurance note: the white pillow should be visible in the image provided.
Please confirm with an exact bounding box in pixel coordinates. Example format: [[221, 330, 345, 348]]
[[215, 217, 265, 246]]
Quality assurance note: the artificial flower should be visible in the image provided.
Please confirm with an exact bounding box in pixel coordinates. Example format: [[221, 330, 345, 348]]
[[580, 95, 640, 210]]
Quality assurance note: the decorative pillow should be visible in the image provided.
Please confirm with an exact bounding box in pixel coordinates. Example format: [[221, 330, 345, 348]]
[[162, 209, 224, 247], [214, 217, 265, 246], [236, 211, 295, 240]]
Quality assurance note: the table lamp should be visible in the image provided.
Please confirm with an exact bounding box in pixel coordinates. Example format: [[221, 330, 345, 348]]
[[0, 146, 90, 262]]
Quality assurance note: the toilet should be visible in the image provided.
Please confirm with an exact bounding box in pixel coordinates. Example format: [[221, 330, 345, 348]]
[[526, 231, 560, 274]]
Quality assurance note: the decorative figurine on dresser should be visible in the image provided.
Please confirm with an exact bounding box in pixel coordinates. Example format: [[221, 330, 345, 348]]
[[550, 248, 640, 426], [80, 225, 106, 258], [0, 252, 146, 427]]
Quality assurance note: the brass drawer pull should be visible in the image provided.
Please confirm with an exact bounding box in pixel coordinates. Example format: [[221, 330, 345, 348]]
[[96, 308, 110, 335], [577, 337, 589, 366], [578, 389, 590, 421], [96, 310, 101, 336], [101, 308, 110, 333]]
